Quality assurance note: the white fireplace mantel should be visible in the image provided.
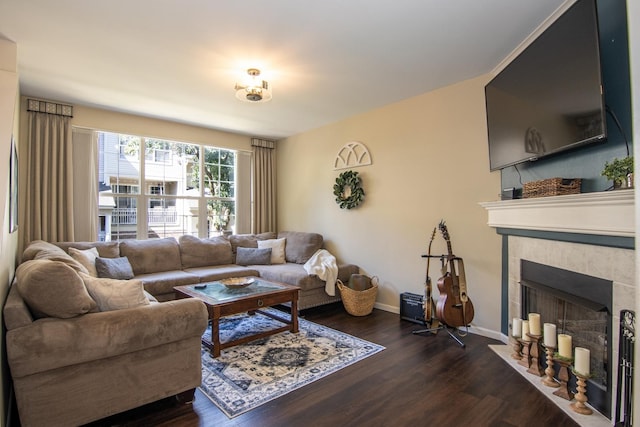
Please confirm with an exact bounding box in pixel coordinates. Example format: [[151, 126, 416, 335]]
[[479, 189, 635, 238]]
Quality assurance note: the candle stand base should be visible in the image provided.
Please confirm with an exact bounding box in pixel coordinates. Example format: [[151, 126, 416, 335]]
[[570, 374, 593, 415], [511, 338, 522, 360], [542, 345, 559, 388], [553, 359, 574, 401], [518, 339, 531, 368], [526, 334, 544, 377]]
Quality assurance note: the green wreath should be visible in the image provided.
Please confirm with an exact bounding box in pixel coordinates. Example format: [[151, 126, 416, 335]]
[[333, 170, 365, 209]]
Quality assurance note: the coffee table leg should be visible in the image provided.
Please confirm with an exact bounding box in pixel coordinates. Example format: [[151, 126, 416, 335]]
[[212, 317, 221, 357], [291, 292, 299, 333]]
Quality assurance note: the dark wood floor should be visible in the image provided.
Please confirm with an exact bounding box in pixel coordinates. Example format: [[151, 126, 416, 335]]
[[87, 303, 579, 427]]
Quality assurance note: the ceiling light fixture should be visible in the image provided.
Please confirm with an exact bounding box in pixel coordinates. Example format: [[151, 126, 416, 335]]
[[234, 68, 272, 103]]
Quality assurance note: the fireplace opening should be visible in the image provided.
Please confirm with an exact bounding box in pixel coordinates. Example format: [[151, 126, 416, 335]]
[[520, 260, 612, 418]]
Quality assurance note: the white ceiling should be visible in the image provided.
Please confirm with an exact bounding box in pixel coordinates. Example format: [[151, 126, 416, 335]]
[[0, 0, 567, 139]]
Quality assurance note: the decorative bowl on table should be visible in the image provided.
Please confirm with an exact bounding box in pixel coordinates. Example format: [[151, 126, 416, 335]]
[[219, 277, 255, 289]]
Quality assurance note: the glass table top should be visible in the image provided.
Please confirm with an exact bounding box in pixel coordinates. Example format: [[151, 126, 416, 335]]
[[184, 279, 287, 302]]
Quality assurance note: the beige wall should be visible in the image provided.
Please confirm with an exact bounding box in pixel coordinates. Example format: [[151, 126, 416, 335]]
[[278, 75, 503, 336], [0, 37, 20, 427]]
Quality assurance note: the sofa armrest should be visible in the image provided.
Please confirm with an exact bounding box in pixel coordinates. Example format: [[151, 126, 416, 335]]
[[7, 298, 208, 378]]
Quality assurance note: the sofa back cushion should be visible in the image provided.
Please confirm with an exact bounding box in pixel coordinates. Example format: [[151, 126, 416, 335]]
[[178, 235, 233, 268], [23, 240, 89, 274], [278, 231, 323, 264], [56, 241, 120, 258], [16, 260, 97, 319], [23, 240, 68, 261], [119, 238, 182, 275]]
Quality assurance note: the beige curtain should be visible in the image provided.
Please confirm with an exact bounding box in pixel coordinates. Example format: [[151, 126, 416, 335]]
[[23, 112, 75, 245], [251, 138, 276, 233], [71, 128, 98, 241]]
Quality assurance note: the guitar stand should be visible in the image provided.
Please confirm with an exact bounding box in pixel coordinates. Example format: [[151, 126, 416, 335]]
[[412, 321, 466, 348]]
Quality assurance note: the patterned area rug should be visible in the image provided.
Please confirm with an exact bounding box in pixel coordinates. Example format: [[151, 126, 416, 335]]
[[199, 307, 385, 418]]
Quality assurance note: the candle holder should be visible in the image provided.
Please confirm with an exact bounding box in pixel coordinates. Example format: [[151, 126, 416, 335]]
[[526, 333, 543, 376], [517, 338, 531, 368], [570, 370, 593, 415], [511, 337, 523, 360], [541, 345, 559, 388], [552, 356, 574, 401]]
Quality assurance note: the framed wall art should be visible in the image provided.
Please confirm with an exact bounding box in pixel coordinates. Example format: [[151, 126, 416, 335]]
[[9, 135, 18, 233]]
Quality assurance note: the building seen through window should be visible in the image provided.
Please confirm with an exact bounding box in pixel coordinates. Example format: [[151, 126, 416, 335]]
[[97, 132, 236, 241]]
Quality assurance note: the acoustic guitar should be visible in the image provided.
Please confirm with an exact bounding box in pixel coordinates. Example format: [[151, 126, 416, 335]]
[[423, 227, 437, 323], [435, 221, 475, 328]]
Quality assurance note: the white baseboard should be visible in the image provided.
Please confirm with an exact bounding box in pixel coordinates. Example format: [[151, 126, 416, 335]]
[[373, 303, 507, 343]]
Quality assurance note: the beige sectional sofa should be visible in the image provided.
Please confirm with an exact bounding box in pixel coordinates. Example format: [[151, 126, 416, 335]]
[[4, 231, 357, 426], [5, 240, 209, 427], [56, 230, 359, 309]]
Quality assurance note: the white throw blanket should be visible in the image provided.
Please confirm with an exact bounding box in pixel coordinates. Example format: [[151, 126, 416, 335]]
[[303, 249, 339, 296]]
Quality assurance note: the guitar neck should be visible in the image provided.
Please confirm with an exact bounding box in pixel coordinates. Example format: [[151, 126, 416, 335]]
[[445, 241, 461, 296]]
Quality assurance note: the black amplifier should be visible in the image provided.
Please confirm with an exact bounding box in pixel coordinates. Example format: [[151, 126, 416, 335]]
[[400, 292, 425, 324]]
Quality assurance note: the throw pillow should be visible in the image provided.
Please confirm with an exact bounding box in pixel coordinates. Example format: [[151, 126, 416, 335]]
[[235, 247, 272, 266], [16, 259, 97, 319], [95, 257, 135, 280], [257, 238, 286, 264], [80, 274, 150, 312], [69, 247, 99, 277]]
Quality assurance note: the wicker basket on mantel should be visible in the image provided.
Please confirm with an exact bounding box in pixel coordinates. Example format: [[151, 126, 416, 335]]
[[522, 177, 582, 199]]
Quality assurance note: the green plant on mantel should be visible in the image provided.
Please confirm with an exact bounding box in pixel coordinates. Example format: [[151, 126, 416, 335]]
[[601, 156, 634, 187]]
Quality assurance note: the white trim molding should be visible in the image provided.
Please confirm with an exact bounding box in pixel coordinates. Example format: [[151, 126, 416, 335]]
[[479, 190, 635, 238]]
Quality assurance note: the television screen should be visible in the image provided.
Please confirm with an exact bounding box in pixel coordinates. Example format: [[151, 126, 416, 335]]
[[485, 0, 606, 171]]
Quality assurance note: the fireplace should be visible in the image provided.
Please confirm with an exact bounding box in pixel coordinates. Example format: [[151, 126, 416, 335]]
[[481, 190, 635, 423], [521, 259, 612, 417]]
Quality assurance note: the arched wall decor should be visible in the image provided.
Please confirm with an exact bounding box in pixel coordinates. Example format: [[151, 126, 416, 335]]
[[334, 141, 372, 170]]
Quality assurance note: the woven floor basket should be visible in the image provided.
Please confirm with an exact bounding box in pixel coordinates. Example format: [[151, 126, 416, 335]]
[[337, 280, 378, 316], [523, 177, 581, 198]]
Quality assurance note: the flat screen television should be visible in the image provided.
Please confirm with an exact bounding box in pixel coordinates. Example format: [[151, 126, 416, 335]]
[[485, 0, 606, 171]]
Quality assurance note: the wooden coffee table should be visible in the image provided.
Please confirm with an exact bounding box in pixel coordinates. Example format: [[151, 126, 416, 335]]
[[174, 277, 299, 357]]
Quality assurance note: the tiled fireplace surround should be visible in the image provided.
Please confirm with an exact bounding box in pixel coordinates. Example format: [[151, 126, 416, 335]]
[[482, 189, 635, 423]]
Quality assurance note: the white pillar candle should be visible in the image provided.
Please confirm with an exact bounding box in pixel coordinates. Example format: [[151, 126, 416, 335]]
[[512, 318, 522, 338], [558, 334, 572, 358], [574, 347, 590, 376], [543, 323, 557, 347], [528, 313, 541, 336], [522, 320, 530, 341]]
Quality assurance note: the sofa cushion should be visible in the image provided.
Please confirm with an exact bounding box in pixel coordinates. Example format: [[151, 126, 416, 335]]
[[236, 247, 272, 266], [56, 241, 120, 258], [69, 247, 99, 277], [278, 231, 323, 264], [257, 237, 286, 264], [95, 257, 135, 280], [119, 238, 182, 275], [80, 274, 150, 312], [23, 240, 68, 261], [134, 270, 202, 297], [178, 235, 233, 268], [24, 240, 90, 274], [16, 260, 97, 319], [183, 265, 259, 283]]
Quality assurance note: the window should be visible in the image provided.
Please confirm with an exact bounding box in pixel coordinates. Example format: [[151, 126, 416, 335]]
[[97, 132, 237, 241]]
